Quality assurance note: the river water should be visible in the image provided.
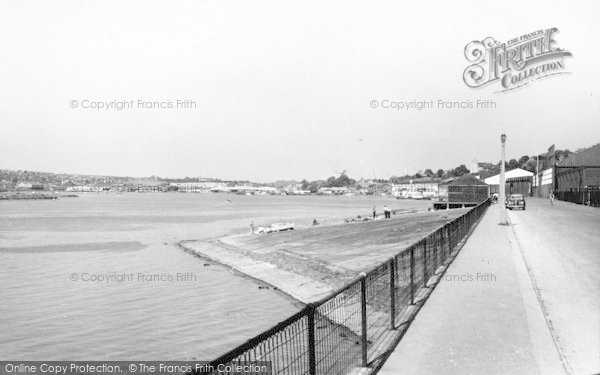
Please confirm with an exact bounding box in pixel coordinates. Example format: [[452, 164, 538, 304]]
[[0, 193, 427, 360]]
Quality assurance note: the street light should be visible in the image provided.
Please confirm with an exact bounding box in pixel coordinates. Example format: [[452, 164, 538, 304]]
[[500, 134, 508, 225]]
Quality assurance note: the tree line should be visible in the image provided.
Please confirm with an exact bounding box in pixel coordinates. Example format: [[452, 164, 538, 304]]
[[295, 148, 574, 192]]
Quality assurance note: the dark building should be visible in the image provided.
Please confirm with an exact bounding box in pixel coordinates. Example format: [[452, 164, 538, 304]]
[[435, 174, 489, 209], [555, 143, 600, 206], [447, 174, 490, 203]]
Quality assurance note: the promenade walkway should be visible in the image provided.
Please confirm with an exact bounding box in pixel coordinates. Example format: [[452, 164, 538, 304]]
[[507, 198, 600, 375], [378, 203, 566, 375]]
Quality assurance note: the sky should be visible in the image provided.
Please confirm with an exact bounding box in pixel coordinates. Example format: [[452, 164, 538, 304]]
[[1, 0, 599, 182]]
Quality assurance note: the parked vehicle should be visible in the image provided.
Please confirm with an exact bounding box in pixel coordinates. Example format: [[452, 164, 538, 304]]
[[270, 222, 295, 232], [506, 194, 526, 210]]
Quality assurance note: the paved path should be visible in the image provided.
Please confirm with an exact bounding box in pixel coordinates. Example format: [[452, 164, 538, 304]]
[[507, 198, 600, 375], [379, 204, 565, 375]]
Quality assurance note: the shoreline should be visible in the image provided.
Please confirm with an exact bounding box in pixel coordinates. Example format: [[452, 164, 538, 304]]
[[178, 238, 333, 304], [0, 192, 79, 200], [177, 239, 310, 305]]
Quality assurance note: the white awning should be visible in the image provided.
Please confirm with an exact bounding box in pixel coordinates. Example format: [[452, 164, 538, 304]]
[[484, 168, 534, 185]]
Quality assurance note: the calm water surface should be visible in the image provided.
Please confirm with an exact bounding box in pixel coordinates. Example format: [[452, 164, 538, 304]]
[[0, 193, 423, 360]]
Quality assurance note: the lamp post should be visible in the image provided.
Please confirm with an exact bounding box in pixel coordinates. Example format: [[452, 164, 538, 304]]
[[536, 154, 539, 197], [500, 134, 507, 225]]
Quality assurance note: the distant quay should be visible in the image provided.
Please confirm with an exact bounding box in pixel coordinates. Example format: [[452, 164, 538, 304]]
[[0, 192, 78, 200]]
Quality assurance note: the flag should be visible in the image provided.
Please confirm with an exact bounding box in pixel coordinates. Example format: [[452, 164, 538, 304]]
[[547, 144, 556, 166]]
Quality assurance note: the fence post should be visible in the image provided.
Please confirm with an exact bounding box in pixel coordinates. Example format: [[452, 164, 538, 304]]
[[432, 232, 438, 271], [307, 305, 316, 375], [422, 238, 428, 287], [410, 247, 415, 305], [448, 221, 455, 254], [360, 275, 368, 367], [389, 258, 396, 330], [440, 226, 446, 262], [446, 225, 450, 258]]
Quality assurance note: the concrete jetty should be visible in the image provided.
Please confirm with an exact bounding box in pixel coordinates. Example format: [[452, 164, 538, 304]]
[[179, 209, 468, 304]]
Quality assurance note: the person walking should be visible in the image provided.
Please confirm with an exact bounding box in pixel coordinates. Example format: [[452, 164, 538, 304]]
[[549, 191, 555, 206], [372, 205, 377, 219], [250, 221, 255, 234], [383, 205, 390, 218]]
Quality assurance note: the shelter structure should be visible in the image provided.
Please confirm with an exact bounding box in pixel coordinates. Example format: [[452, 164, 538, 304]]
[[484, 168, 534, 196], [555, 143, 600, 206], [434, 174, 489, 210]]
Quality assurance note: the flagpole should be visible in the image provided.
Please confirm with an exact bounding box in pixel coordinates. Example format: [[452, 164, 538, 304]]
[[500, 134, 508, 225], [536, 154, 539, 197]]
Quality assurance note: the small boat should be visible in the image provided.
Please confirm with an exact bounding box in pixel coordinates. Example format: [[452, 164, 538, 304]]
[[254, 222, 295, 234]]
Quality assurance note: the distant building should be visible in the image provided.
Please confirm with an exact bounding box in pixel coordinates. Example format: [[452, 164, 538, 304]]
[[66, 185, 99, 192], [435, 174, 489, 209], [133, 177, 161, 186], [170, 182, 225, 192], [554, 144, 600, 205], [555, 143, 600, 190], [317, 187, 349, 195], [534, 168, 554, 198], [356, 178, 373, 189], [288, 190, 311, 195], [484, 168, 534, 196], [392, 177, 441, 198]]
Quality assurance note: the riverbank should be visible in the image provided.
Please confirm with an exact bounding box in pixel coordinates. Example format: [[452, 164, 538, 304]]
[[0, 192, 57, 200], [180, 208, 469, 303], [0, 192, 79, 200]]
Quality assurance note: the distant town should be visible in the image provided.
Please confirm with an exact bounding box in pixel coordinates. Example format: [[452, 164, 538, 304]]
[[0, 145, 590, 200]]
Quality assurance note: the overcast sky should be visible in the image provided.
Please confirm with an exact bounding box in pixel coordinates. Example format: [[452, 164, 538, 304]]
[[1, 0, 599, 182]]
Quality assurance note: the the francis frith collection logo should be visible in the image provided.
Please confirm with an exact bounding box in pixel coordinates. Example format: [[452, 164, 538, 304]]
[[463, 28, 572, 92]]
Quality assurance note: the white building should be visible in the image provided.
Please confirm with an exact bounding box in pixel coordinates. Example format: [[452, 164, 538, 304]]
[[392, 180, 440, 198], [484, 168, 534, 195]]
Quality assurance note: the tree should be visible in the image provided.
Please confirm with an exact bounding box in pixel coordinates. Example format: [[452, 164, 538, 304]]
[[518, 155, 530, 167], [452, 164, 470, 177], [524, 158, 537, 172], [300, 179, 309, 190], [337, 173, 354, 187], [424, 169, 434, 177], [508, 159, 519, 170], [323, 173, 356, 188], [308, 181, 320, 193], [497, 160, 509, 169], [436, 169, 444, 178], [555, 149, 573, 162]]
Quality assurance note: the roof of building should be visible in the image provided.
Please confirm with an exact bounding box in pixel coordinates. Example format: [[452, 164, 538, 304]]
[[447, 174, 488, 186], [318, 186, 349, 191], [484, 168, 534, 185], [393, 177, 442, 184], [556, 143, 600, 167]]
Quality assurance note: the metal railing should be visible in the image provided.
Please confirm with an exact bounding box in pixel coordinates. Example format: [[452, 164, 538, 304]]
[[556, 189, 600, 207], [198, 199, 490, 375]]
